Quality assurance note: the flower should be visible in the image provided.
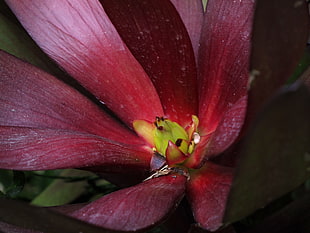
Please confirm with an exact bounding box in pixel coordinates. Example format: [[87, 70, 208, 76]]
[[0, 0, 308, 232]]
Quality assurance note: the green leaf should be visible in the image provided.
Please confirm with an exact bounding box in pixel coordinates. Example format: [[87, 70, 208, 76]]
[[31, 169, 94, 207], [0, 170, 25, 198], [224, 84, 310, 223]]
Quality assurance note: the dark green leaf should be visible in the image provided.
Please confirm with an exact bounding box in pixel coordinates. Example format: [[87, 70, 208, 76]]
[[0, 198, 126, 233], [5, 171, 25, 198], [224, 84, 310, 223]]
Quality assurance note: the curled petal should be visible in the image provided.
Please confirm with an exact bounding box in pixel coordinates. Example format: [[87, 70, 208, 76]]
[[6, 0, 163, 125], [198, 0, 254, 134], [187, 162, 233, 231], [0, 126, 151, 171], [0, 50, 139, 143], [71, 174, 187, 231]]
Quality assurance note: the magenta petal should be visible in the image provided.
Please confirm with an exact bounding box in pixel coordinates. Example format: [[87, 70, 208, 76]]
[[0, 50, 139, 143], [101, 0, 198, 125], [187, 162, 233, 231], [198, 0, 254, 134], [71, 174, 187, 231], [170, 0, 204, 62], [6, 0, 163, 125], [0, 126, 151, 171]]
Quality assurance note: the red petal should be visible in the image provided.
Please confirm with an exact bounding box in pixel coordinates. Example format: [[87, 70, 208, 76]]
[[6, 0, 163, 126], [186, 96, 247, 168], [187, 162, 233, 231], [166, 141, 188, 166], [198, 0, 254, 133], [101, 0, 198, 125], [0, 126, 151, 171], [0, 50, 138, 143], [170, 0, 204, 62], [71, 174, 187, 231]]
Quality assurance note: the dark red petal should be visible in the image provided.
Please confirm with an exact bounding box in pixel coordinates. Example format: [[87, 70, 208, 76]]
[[246, 0, 310, 125], [187, 162, 233, 231], [71, 174, 187, 231], [101, 0, 198, 125], [0, 50, 138, 143], [198, 0, 254, 134], [6, 0, 163, 125], [186, 96, 247, 168], [0, 126, 151, 171], [170, 0, 204, 62]]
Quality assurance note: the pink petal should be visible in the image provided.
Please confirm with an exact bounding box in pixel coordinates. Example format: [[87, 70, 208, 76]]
[[6, 0, 163, 126], [0, 50, 138, 143], [0, 126, 151, 171], [187, 162, 233, 231], [198, 0, 254, 134], [71, 174, 187, 231], [170, 0, 204, 62], [101, 0, 198, 125]]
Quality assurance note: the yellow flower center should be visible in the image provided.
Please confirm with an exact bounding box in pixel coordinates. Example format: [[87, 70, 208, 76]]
[[133, 115, 200, 168]]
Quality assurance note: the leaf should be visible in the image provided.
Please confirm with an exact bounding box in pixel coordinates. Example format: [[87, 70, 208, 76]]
[[31, 169, 92, 207], [0, 170, 25, 198], [246, 0, 310, 123], [224, 83, 310, 223], [0, 198, 124, 233]]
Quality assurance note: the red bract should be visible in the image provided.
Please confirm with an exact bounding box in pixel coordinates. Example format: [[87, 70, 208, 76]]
[[0, 0, 307, 232]]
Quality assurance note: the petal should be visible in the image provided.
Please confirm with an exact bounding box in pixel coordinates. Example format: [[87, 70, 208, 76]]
[[198, 0, 254, 134], [101, 0, 198, 125], [0, 126, 151, 171], [6, 0, 163, 126], [170, 0, 204, 62], [71, 174, 187, 231], [185, 96, 247, 168], [246, 0, 310, 124], [187, 162, 233, 231], [0, 50, 138, 143]]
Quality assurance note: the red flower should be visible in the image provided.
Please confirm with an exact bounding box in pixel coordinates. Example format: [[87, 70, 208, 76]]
[[0, 0, 308, 232]]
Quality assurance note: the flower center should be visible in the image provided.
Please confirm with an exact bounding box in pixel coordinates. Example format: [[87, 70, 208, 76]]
[[133, 115, 200, 170]]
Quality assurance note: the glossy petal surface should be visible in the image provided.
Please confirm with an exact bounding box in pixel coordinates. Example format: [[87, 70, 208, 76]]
[[198, 0, 253, 134], [187, 162, 233, 231], [224, 84, 310, 223], [170, 0, 204, 62], [101, 0, 198, 125], [0, 126, 151, 171], [71, 174, 187, 231], [0, 51, 137, 143], [6, 0, 163, 125]]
